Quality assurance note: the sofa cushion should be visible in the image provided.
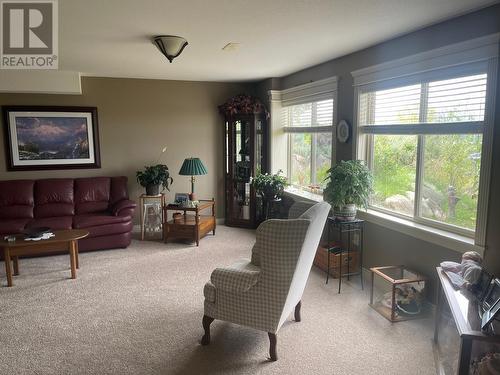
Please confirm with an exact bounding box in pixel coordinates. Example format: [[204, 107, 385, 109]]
[[26, 216, 73, 231], [0, 180, 34, 219], [73, 214, 131, 228], [34, 179, 75, 218], [76, 221, 132, 238], [109, 176, 129, 206], [0, 219, 30, 235], [75, 177, 111, 214], [78, 232, 132, 252]]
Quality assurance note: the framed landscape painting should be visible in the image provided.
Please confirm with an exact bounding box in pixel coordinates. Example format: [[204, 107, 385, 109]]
[[2, 106, 101, 170]]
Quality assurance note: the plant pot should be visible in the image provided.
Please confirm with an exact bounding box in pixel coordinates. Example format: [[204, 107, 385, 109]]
[[262, 185, 282, 201], [145, 184, 160, 196], [334, 204, 357, 221]]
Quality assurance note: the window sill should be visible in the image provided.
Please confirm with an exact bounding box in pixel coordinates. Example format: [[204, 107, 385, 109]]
[[284, 187, 323, 203], [356, 209, 484, 255]]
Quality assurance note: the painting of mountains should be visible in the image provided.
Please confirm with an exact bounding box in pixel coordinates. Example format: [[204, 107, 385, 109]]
[[3, 106, 101, 170], [16, 117, 90, 160]]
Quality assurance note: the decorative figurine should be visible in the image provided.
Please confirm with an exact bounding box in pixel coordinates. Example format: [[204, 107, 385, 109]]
[[441, 251, 483, 290]]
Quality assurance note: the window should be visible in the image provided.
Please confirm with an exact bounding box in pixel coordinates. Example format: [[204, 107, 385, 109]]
[[357, 71, 491, 239], [284, 98, 334, 193]]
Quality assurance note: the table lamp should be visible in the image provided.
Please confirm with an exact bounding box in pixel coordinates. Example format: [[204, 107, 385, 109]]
[[179, 157, 207, 200]]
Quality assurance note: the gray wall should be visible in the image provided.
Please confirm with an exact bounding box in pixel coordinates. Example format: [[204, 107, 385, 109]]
[[260, 4, 500, 296]]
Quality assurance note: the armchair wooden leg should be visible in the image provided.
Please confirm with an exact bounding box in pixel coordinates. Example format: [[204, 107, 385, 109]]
[[295, 300, 301, 322], [268, 333, 278, 361], [201, 315, 214, 345]]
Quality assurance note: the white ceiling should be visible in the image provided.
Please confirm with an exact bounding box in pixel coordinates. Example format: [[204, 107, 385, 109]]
[[59, 0, 499, 82]]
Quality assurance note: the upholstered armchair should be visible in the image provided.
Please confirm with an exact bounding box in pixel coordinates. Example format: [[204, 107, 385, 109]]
[[201, 201, 330, 361]]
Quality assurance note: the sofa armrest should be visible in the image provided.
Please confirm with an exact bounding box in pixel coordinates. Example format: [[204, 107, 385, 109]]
[[211, 259, 260, 293], [111, 199, 137, 217]]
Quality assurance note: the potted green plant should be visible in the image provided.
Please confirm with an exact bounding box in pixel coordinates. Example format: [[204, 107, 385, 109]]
[[323, 160, 373, 221], [251, 170, 288, 201], [136, 164, 173, 196]]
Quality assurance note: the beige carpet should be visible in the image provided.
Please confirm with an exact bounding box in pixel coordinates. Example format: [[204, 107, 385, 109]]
[[0, 226, 436, 375]]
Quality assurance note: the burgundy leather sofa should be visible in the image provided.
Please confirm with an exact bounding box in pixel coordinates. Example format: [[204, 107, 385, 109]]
[[0, 176, 136, 252]]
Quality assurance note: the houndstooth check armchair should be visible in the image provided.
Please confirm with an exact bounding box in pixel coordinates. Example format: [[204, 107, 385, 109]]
[[201, 201, 330, 361]]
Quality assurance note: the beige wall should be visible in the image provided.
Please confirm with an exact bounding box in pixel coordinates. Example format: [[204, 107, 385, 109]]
[[0, 77, 254, 220]]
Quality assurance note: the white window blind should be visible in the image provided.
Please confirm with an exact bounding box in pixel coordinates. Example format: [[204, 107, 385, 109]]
[[359, 84, 421, 125], [359, 73, 487, 130], [284, 98, 334, 132], [427, 74, 487, 123]]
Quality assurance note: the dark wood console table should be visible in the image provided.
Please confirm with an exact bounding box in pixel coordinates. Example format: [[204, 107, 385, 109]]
[[433, 267, 500, 374]]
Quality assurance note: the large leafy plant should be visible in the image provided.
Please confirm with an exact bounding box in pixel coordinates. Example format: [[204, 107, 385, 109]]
[[251, 170, 288, 200], [136, 164, 173, 191], [323, 160, 373, 208]]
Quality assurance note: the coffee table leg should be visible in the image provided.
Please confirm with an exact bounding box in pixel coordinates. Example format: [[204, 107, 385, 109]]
[[75, 241, 79, 269], [69, 241, 77, 279], [4, 249, 13, 287], [13, 256, 19, 276]]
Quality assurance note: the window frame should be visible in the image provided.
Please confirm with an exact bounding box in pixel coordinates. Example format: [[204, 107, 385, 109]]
[[284, 98, 336, 191], [352, 34, 499, 248], [268, 76, 338, 196]]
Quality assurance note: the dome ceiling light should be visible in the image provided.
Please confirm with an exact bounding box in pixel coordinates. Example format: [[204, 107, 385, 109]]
[[153, 35, 188, 63]]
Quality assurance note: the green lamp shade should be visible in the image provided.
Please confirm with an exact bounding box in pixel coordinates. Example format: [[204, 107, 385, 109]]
[[179, 158, 208, 176]]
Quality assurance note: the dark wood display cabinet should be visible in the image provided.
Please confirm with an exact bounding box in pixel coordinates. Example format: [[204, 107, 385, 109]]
[[219, 95, 269, 228]]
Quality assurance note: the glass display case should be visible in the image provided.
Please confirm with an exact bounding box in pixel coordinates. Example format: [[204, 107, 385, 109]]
[[219, 95, 268, 228], [370, 266, 427, 322], [434, 267, 500, 375]]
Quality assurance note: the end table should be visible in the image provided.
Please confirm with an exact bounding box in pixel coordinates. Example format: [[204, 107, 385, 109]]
[[140, 194, 166, 240], [163, 198, 215, 246]]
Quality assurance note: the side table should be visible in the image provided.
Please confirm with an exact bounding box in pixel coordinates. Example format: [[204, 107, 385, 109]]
[[326, 217, 364, 293], [140, 194, 166, 240], [163, 198, 215, 246]]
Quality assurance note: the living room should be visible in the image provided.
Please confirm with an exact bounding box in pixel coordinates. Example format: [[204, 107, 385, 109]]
[[1, 1, 500, 374]]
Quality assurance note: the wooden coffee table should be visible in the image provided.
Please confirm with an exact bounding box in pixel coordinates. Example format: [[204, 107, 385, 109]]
[[0, 229, 89, 287]]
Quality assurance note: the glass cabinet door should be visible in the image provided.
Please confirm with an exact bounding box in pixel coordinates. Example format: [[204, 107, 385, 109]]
[[254, 118, 265, 222], [227, 119, 252, 224], [224, 114, 267, 228]]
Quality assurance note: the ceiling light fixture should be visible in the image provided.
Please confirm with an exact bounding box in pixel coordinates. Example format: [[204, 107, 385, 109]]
[[153, 35, 188, 63]]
